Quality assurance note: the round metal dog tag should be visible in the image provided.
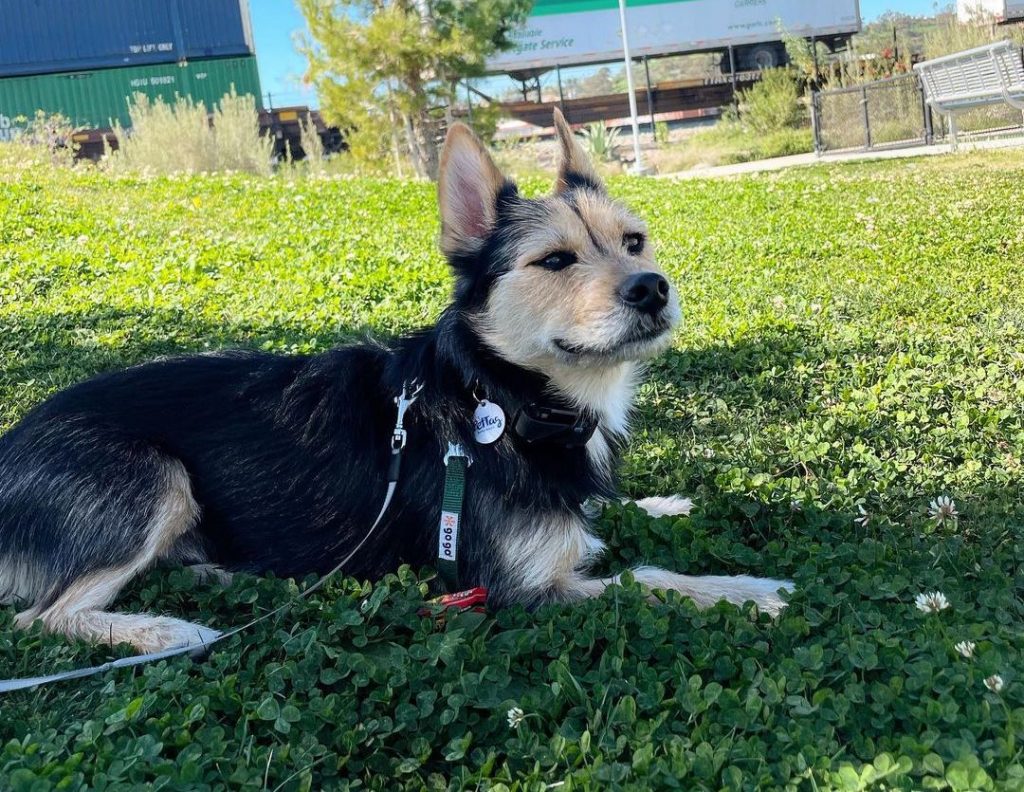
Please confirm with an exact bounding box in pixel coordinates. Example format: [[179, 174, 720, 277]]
[[473, 400, 506, 444]]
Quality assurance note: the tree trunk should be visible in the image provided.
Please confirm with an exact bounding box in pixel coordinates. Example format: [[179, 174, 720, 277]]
[[403, 111, 440, 180], [402, 114, 427, 179], [416, 110, 441, 180]]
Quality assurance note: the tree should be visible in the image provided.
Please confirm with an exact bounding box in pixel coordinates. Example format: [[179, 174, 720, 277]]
[[297, 0, 531, 179]]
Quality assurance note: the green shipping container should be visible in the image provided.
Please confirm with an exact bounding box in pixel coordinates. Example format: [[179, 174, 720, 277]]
[[0, 55, 262, 137]]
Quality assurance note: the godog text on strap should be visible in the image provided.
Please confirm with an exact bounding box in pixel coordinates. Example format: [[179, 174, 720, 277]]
[[0, 380, 424, 695], [437, 443, 470, 591]]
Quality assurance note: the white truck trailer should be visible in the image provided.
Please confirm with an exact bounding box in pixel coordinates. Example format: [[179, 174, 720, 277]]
[[488, 0, 861, 74], [957, 0, 1024, 23]]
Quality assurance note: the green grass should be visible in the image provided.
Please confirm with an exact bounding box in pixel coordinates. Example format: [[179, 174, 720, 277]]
[[2, 151, 1024, 790]]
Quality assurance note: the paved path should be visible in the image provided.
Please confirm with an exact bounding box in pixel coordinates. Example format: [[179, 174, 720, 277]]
[[658, 134, 1024, 179]]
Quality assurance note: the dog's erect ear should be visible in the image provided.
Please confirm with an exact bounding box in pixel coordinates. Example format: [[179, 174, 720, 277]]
[[553, 108, 604, 193], [438, 123, 506, 257]]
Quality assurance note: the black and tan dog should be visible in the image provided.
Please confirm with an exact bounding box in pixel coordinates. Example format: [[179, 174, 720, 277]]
[[0, 111, 792, 653]]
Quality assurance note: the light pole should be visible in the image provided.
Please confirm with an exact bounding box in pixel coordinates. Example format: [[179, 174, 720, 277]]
[[617, 0, 646, 174]]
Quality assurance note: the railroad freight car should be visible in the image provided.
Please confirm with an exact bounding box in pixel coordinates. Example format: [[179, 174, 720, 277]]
[[1, 0, 254, 78], [0, 56, 262, 135], [69, 107, 346, 162]]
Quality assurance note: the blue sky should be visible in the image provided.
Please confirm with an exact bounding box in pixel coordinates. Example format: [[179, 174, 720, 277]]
[[249, 0, 316, 108], [250, 0, 944, 109]]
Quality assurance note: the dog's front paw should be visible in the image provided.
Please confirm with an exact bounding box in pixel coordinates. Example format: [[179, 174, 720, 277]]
[[632, 495, 694, 518]]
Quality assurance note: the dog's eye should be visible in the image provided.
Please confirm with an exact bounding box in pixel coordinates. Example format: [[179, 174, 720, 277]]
[[534, 251, 577, 271], [623, 233, 645, 255]]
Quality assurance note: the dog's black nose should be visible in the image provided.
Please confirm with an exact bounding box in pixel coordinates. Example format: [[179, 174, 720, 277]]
[[619, 272, 670, 314]]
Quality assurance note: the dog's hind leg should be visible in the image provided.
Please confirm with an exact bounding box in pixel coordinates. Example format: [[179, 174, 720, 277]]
[[13, 456, 220, 653], [158, 532, 233, 587]]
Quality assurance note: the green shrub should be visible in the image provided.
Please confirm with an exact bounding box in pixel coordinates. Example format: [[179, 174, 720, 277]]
[[210, 89, 274, 175], [0, 111, 80, 168], [654, 120, 670, 146], [780, 29, 832, 80], [104, 89, 272, 176], [298, 111, 326, 171], [737, 68, 807, 134]]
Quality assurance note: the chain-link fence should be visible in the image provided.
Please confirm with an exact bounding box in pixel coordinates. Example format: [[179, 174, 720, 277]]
[[812, 74, 931, 153]]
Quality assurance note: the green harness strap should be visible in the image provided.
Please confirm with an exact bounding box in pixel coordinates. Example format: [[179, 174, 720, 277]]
[[438, 443, 469, 591]]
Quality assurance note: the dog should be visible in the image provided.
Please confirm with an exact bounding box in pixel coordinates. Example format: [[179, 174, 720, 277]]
[[0, 110, 792, 654]]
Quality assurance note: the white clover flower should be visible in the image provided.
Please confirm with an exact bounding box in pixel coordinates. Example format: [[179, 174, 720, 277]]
[[928, 496, 959, 526], [954, 641, 975, 658], [984, 675, 1004, 693], [507, 706, 525, 729], [915, 591, 950, 613], [854, 504, 870, 527]]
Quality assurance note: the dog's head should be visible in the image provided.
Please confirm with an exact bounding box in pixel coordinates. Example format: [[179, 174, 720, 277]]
[[438, 110, 681, 378]]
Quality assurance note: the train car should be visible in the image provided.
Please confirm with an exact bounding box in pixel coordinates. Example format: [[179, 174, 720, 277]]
[[1, 0, 255, 78], [489, 0, 862, 74], [0, 56, 262, 133]]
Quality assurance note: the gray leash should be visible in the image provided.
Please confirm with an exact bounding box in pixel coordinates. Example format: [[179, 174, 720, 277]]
[[0, 382, 422, 694]]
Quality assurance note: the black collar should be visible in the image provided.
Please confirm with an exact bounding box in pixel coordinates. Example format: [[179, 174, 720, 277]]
[[464, 365, 600, 448], [512, 401, 598, 447]]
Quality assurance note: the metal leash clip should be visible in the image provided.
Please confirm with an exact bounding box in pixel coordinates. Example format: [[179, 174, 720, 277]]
[[391, 380, 423, 452]]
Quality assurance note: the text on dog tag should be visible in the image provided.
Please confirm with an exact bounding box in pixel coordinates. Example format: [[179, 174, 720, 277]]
[[473, 400, 506, 444]]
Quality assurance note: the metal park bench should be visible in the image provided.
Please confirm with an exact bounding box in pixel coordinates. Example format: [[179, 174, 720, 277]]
[[914, 40, 1024, 147]]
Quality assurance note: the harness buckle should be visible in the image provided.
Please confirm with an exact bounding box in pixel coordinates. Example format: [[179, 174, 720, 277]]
[[444, 442, 472, 467]]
